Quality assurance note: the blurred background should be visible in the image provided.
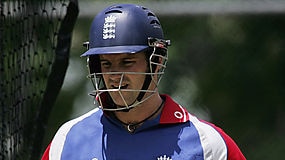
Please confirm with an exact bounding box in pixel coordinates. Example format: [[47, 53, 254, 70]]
[[43, 0, 285, 159]]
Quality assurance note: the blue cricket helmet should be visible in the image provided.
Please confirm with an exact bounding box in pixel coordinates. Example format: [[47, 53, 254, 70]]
[[81, 3, 165, 56]]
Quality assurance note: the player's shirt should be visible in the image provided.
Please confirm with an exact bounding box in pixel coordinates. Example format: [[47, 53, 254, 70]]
[[41, 94, 246, 160]]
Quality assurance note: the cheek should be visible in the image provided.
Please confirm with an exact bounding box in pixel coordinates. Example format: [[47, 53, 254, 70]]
[[131, 74, 147, 87]]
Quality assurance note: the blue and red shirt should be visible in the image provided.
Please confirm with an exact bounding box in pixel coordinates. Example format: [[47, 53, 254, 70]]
[[41, 94, 246, 160]]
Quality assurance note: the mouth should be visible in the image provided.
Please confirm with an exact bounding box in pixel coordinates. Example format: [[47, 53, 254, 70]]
[[111, 84, 129, 90]]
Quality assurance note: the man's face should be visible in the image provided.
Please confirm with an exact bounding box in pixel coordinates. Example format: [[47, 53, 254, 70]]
[[99, 52, 148, 106]]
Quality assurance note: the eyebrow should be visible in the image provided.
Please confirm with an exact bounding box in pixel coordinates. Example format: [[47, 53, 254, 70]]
[[100, 54, 138, 61]]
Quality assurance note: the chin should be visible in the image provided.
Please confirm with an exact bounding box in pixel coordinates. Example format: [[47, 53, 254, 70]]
[[110, 93, 138, 106]]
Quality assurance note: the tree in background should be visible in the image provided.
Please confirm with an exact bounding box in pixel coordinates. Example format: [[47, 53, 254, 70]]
[[161, 15, 285, 159]]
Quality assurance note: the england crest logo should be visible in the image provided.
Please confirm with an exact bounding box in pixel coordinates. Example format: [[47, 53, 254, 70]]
[[157, 155, 172, 160], [103, 15, 117, 39]]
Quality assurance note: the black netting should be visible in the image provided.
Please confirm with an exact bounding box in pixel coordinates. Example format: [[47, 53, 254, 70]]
[[0, 0, 78, 159]]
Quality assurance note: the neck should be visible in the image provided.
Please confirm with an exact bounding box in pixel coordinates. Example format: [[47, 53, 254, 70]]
[[114, 93, 163, 132]]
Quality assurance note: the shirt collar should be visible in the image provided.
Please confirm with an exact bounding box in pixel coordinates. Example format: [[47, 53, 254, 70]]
[[159, 94, 190, 124], [101, 93, 190, 124]]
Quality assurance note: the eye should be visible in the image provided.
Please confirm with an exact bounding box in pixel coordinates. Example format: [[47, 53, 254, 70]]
[[122, 59, 135, 66], [101, 61, 111, 68]]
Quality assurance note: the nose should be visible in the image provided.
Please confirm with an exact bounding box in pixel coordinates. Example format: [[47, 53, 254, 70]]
[[107, 66, 124, 83], [101, 62, 125, 84], [109, 72, 123, 83]]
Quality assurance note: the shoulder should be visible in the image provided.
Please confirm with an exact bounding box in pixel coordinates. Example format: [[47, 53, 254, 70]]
[[48, 108, 102, 160], [161, 95, 245, 159], [189, 114, 246, 160], [54, 107, 102, 136], [189, 114, 227, 159]]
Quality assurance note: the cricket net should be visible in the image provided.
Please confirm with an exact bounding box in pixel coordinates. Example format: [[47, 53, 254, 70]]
[[0, 0, 78, 159]]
